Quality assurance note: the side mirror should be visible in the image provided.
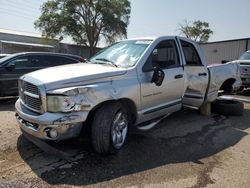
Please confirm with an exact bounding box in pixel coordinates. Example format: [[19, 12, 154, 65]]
[[5, 63, 15, 71], [151, 66, 165, 86]]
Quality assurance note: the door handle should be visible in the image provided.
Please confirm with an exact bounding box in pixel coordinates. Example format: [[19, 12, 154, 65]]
[[174, 74, 183, 79], [198, 73, 207, 76]]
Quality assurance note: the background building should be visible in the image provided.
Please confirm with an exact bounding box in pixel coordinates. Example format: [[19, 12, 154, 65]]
[[0, 28, 97, 58], [200, 38, 250, 65], [2, 28, 249, 63]]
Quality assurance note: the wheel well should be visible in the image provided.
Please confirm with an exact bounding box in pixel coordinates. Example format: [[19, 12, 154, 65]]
[[85, 99, 137, 127], [219, 78, 236, 93], [118, 98, 137, 124]]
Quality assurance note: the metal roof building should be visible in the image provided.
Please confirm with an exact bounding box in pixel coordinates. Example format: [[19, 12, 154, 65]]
[[199, 38, 250, 65], [0, 28, 57, 53], [0, 28, 95, 58]]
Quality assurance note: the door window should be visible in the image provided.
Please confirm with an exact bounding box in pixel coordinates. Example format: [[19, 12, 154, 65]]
[[62, 57, 79, 64], [9, 56, 31, 68], [28, 55, 45, 68], [180, 40, 202, 66], [43, 55, 78, 67], [143, 40, 180, 71]]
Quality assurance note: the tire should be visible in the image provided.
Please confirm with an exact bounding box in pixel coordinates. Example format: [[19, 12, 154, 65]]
[[211, 99, 244, 116], [91, 102, 129, 154]]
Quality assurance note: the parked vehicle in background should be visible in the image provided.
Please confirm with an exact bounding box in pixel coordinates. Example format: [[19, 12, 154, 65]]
[[15, 36, 241, 154], [0, 54, 9, 59], [0, 52, 85, 97], [237, 51, 250, 87]]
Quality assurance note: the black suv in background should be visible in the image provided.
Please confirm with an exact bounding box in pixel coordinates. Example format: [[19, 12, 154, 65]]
[[0, 54, 9, 59], [0, 52, 85, 97]]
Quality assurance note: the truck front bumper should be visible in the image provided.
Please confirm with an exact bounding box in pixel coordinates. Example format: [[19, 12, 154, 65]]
[[15, 99, 88, 141]]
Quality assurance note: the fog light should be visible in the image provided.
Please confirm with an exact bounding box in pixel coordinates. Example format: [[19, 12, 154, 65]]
[[49, 129, 58, 138], [45, 128, 58, 139]]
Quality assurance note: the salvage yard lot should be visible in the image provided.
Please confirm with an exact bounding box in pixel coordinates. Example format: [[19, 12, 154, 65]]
[[0, 94, 250, 188]]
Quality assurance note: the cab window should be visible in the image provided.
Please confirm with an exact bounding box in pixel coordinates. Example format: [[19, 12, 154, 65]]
[[180, 40, 202, 66], [143, 40, 180, 71]]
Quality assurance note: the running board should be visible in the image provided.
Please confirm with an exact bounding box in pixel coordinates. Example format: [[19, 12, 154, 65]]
[[182, 104, 199, 110], [135, 114, 170, 131]]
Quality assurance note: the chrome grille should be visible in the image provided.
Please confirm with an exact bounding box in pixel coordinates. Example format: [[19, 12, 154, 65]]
[[19, 80, 41, 113], [23, 94, 40, 111], [24, 82, 39, 95], [240, 65, 250, 76]]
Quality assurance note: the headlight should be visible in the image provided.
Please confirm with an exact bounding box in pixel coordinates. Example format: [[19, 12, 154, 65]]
[[47, 95, 81, 112]]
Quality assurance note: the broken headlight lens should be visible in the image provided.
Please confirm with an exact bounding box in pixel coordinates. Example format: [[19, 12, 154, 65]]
[[47, 95, 81, 112]]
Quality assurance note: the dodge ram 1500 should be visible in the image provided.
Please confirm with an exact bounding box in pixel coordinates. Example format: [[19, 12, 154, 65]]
[[15, 36, 241, 154]]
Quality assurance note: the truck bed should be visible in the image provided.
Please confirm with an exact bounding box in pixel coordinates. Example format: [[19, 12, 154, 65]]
[[206, 62, 241, 102]]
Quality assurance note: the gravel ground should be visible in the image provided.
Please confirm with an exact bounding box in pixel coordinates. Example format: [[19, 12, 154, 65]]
[[0, 93, 250, 188]]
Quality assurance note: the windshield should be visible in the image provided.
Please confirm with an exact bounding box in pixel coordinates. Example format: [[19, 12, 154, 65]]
[[239, 52, 250, 60], [89, 40, 152, 68]]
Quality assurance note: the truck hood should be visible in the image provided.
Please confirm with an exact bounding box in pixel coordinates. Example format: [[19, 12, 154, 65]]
[[23, 63, 127, 90]]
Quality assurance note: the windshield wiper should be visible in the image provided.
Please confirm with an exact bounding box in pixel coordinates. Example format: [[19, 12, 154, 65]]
[[95, 58, 118, 67]]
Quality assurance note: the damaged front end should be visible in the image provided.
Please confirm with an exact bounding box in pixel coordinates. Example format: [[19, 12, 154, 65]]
[[15, 86, 95, 141], [15, 79, 118, 141]]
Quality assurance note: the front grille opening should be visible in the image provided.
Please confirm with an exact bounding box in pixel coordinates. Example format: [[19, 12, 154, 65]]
[[24, 95, 41, 111], [16, 113, 39, 130], [19, 80, 41, 113], [24, 82, 39, 95]]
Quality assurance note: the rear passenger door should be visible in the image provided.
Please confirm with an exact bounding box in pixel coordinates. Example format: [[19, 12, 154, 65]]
[[179, 39, 209, 107]]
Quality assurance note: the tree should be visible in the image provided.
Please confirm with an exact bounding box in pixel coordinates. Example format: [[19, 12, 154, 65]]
[[178, 20, 213, 43], [35, 0, 131, 55]]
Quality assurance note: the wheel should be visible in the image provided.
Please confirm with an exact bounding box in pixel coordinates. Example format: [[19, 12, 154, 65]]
[[211, 99, 244, 116], [91, 102, 129, 154]]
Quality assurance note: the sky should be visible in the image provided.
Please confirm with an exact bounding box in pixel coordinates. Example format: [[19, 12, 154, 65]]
[[0, 0, 249, 45]]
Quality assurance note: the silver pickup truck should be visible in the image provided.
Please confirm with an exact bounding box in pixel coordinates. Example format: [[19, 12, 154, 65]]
[[15, 36, 241, 154], [237, 50, 250, 88]]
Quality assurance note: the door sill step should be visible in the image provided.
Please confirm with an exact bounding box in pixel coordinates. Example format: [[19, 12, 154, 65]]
[[135, 114, 170, 131], [183, 104, 199, 110]]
